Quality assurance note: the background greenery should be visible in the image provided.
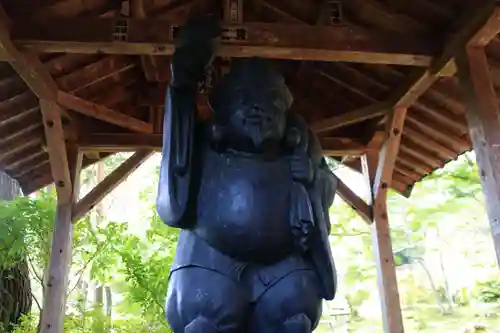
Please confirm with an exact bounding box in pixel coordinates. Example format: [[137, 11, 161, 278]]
[[1, 151, 499, 332]]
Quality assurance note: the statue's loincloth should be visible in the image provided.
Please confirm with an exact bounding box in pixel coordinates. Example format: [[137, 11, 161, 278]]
[[170, 230, 315, 302]]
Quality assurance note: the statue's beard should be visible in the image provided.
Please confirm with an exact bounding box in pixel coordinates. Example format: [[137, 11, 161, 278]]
[[243, 123, 280, 151]]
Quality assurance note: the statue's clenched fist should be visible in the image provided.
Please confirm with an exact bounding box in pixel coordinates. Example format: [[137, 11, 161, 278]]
[[171, 17, 221, 87]]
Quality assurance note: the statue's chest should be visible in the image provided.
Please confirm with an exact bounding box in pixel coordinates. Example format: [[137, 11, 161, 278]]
[[197, 148, 292, 224]]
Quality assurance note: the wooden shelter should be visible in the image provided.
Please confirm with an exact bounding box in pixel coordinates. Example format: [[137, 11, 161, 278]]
[[1, 0, 500, 332]]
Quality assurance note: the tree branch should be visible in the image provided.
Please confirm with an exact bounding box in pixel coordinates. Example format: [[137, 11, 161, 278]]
[[67, 241, 109, 297]]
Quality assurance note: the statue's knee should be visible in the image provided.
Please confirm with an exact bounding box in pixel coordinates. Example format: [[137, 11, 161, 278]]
[[280, 313, 311, 333], [185, 316, 219, 333]]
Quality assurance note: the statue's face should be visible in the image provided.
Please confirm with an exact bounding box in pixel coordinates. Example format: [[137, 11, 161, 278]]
[[209, 58, 293, 151]]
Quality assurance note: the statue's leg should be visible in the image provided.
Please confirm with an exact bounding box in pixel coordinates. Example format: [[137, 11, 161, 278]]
[[249, 269, 322, 333], [166, 266, 249, 333]]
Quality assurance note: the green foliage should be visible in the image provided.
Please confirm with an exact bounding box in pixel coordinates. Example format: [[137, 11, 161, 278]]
[[476, 280, 500, 303], [2, 151, 498, 333], [0, 192, 55, 270]]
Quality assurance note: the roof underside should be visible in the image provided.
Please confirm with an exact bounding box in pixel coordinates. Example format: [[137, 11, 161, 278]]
[[0, 0, 489, 195]]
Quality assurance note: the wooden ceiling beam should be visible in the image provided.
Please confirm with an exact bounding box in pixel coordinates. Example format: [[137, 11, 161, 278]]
[[320, 137, 375, 156], [397, 151, 434, 176], [412, 99, 469, 135], [403, 126, 456, 159], [78, 133, 162, 152], [57, 56, 136, 94], [405, 114, 470, 152], [57, 91, 153, 134], [389, 2, 497, 109], [8, 18, 436, 66], [311, 101, 390, 133]]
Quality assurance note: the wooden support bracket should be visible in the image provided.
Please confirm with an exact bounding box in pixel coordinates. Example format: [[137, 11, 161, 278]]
[[72, 150, 153, 221], [335, 177, 372, 224]]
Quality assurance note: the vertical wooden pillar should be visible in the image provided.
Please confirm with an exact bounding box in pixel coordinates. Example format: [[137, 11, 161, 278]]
[[40, 147, 82, 333], [371, 200, 404, 333], [456, 42, 500, 267], [362, 109, 407, 333]]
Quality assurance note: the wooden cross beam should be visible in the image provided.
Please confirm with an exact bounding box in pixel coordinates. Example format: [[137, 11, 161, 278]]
[[7, 18, 436, 66], [311, 101, 390, 133], [72, 150, 153, 221]]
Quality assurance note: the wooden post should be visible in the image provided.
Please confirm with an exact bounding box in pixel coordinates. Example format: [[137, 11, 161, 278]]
[[362, 109, 407, 333], [456, 13, 500, 266], [40, 147, 82, 333]]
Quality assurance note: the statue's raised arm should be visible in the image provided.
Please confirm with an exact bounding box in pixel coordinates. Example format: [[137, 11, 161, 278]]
[[156, 18, 220, 228]]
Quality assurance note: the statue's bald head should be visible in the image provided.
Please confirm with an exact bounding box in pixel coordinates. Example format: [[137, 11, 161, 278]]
[[208, 58, 293, 151]]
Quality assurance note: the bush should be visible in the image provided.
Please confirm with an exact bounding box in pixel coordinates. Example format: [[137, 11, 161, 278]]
[[476, 280, 500, 303]]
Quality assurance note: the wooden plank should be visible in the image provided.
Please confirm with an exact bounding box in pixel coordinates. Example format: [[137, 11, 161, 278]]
[[40, 147, 81, 333], [72, 150, 153, 221], [9, 19, 436, 66], [57, 91, 153, 133], [78, 133, 162, 151], [311, 101, 390, 133], [336, 177, 372, 224], [40, 99, 72, 204], [456, 45, 500, 267]]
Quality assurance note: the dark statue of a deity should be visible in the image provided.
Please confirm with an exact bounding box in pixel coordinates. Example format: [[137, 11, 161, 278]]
[[156, 18, 339, 333]]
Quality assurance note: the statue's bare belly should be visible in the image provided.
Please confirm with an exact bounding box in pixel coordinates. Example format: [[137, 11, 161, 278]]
[[194, 148, 294, 262]]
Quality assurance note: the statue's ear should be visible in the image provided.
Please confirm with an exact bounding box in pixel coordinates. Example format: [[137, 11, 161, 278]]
[[285, 114, 309, 151]]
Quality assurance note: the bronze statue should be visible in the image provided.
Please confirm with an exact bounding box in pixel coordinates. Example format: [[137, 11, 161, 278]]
[[156, 18, 339, 333]]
